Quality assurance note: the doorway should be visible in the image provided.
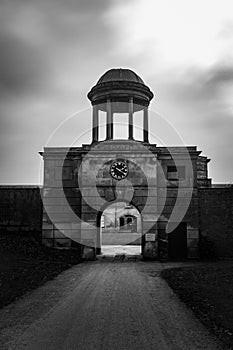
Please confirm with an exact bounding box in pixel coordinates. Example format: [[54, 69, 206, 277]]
[[98, 201, 142, 256], [168, 222, 187, 260]]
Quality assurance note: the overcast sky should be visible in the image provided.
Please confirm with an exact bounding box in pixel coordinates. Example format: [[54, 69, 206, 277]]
[[0, 0, 233, 184]]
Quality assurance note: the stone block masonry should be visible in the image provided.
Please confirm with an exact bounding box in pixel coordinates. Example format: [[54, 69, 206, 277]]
[[0, 186, 42, 237], [199, 187, 233, 258]]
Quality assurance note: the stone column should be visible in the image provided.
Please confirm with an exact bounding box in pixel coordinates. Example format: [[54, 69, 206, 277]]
[[128, 97, 134, 140], [111, 110, 114, 139], [143, 107, 149, 143], [92, 104, 99, 143], [106, 99, 113, 140]]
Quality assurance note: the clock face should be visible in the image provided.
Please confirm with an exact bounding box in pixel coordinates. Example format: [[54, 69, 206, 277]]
[[110, 160, 128, 180]]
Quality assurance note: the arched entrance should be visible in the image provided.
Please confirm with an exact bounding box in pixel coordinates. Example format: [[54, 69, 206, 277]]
[[98, 201, 142, 256]]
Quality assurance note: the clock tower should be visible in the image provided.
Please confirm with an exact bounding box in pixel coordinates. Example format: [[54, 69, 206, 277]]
[[41, 68, 209, 261]]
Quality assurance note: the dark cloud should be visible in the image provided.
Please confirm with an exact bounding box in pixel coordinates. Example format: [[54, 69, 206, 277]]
[[154, 61, 233, 182], [160, 62, 233, 105], [204, 64, 233, 87], [0, 0, 109, 16], [0, 34, 49, 95], [0, 0, 112, 98], [39, 0, 108, 14], [0, 0, 115, 183], [0, 0, 111, 44]]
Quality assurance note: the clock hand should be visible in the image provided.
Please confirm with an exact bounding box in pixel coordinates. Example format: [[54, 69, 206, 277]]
[[115, 167, 127, 175]]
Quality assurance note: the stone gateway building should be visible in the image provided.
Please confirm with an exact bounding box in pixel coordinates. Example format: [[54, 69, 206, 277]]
[[0, 68, 232, 261], [40, 68, 218, 261]]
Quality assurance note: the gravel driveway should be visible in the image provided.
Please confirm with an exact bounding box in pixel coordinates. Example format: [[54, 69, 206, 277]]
[[0, 260, 222, 350]]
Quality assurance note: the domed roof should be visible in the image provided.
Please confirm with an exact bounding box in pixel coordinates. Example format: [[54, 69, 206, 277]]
[[88, 68, 154, 109], [97, 68, 144, 85]]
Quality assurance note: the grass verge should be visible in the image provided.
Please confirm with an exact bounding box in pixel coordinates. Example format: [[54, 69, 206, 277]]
[[0, 235, 82, 309], [161, 262, 233, 349]]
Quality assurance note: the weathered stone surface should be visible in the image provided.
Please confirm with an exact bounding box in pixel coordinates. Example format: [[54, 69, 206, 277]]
[[39, 137, 218, 261], [199, 187, 233, 258], [142, 241, 157, 260], [82, 245, 96, 260], [0, 186, 42, 235]]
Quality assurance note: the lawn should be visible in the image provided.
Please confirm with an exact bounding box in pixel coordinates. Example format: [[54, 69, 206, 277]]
[[0, 235, 82, 309], [161, 262, 233, 350]]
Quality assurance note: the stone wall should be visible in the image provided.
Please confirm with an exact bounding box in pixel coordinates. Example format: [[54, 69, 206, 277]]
[[156, 146, 203, 260], [41, 143, 212, 260], [0, 186, 42, 237], [41, 142, 159, 259], [1, 184, 233, 259], [199, 187, 233, 258], [42, 148, 82, 249]]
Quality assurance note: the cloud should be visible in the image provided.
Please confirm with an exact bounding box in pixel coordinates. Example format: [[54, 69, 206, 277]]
[[0, 0, 112, 99], [205, 64, 233, 87], [105, 0, 233, 68], [148, 61, 233, 182], [0, 0, 115, 184], [0, 0, 232, 183], [165, 62, 233, 103], [156, 63, 233, 135], [0, 34, 49, 97]]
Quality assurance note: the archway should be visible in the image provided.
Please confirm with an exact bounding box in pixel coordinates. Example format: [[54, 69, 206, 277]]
[[98, 201, 142, 256]]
